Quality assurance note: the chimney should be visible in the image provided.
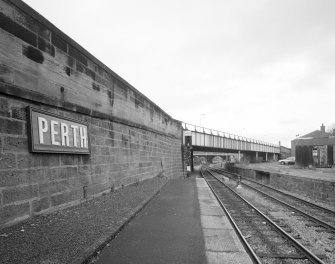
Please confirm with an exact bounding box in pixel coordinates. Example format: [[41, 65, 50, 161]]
[[320, 123, 325, 133]]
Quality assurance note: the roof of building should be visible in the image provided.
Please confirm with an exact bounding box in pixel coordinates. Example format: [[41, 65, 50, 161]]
[[291, 124, 335, 146], [292, 124, 332, 142], [300, 130, 331, 139], [296, 136, 335, 146]]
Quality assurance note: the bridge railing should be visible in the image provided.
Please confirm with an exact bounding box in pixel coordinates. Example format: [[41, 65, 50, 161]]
[[182, 122, 280, 153]]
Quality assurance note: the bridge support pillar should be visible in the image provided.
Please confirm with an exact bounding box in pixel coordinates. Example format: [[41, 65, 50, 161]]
[[256, 152, 259, 161], [238, 151, 241, 162], [266, 152, 268, 161]]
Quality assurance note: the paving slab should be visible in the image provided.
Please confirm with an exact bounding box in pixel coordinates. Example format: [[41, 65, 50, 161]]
[[198, 194, 215, 200], [206, 252, 255, 264], [196, 180, 209, 187], [198, 189, 212, 195], [200, 206, 225, 216], [199, 198, 220, 207], [201, 215, 234, 230], [203, 229, 245, 252]]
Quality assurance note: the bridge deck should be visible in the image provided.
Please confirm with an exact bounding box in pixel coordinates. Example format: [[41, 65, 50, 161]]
[[183, 123, 280, 154]]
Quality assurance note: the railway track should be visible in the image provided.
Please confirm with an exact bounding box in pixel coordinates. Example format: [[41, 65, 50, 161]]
[[201, 168, 326, 264], [208, 167, 335, 233]]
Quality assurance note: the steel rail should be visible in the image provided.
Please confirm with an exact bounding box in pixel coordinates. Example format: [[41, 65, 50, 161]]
[[209, 167, 335, 232], [200, 168, 262, 264], [204, 168, 326, 264]]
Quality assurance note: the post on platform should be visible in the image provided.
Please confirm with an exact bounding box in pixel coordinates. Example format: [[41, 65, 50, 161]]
[[184, 130, 193, 177], [236, 174, 242, 189]]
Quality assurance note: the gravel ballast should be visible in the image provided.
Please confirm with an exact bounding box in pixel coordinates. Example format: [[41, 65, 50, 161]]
[[0, 176, 168, 264], [224, 179, 335, 263]]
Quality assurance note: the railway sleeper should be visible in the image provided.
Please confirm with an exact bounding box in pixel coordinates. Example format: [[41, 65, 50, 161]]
[[305, 223, 324, 227], [257, 253, 309, 259], [314, 228, 329, 233]]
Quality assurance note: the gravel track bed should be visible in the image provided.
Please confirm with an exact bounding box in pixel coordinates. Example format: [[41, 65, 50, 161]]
[[0, 176, 168, 264], [216, 167, 335, 211], [269, 188, 335, 212], [237, 179, 335, 229], [234, 163, 335, 209], [261, 258, 310, 264], [218, 174, 335, 264], [243, 177, 335, 215]]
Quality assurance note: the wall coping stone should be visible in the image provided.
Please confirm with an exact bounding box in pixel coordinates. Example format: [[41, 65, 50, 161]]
[[0, 82, 181, 139]]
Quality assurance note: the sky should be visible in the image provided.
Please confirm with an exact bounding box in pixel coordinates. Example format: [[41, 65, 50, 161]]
[[23, 0, 335, 147]]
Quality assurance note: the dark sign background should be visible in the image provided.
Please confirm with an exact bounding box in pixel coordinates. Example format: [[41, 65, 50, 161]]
[[27, 107, 91, 154]]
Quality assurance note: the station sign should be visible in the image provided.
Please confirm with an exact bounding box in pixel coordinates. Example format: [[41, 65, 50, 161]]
[[27, 107, 90, 154]]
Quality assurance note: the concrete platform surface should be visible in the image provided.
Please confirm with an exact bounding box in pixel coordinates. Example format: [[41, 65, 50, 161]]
[[92, 175, 254, 264], [92, 177, 206, 264]]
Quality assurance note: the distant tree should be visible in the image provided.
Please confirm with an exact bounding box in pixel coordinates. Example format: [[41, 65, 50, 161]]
[[326, 123, 335, 135]]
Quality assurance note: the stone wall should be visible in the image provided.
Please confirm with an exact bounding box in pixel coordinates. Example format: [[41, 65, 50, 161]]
[[230, 167, 335, 206], [0, 0, 183, 226]]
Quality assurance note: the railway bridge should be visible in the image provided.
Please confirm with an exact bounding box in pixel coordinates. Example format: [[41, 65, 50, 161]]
[[182, 123, 280, 170]]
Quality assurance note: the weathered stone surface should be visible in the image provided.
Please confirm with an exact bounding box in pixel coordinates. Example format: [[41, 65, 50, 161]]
[[0, 1, 184, 227]]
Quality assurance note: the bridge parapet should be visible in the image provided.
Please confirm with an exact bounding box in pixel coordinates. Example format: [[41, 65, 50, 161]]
[[182, 123, 280, 154]]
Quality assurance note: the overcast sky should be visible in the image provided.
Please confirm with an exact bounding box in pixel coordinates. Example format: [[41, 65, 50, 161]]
[[23, 0, 335, 147]]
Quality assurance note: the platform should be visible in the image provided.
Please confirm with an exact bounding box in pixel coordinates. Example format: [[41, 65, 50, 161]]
[[236, 162, 335, 182], [92, 174, 253, 264]]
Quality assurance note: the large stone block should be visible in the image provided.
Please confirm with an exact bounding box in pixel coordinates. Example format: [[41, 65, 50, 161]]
[[0, 12, 37, 47], [50, 189, 82, 206], [78, 165, 92, 177], [3, 136, 28, 152], [46, 167, 78, 181], [59, 154, 82, 166], [0, 97, 10, 117], [0, 118, 23, 135], [0, 168, 45, 188], [51, 32, 67, 53], [32, 196, 50, 213], [3, 184, 38, 204], [0, 153, 15, 169], [91, 174, 109, 185], [41, 180, 71, 195], [88, 182, 110, 196], [17, 153, 40, 168], [0, 202, 30, 225]]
